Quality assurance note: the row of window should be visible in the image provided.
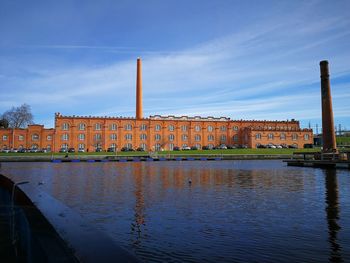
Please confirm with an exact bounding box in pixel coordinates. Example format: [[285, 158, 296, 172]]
[[60, 133, 235, 142], [255, 133, 310, 140], [2, 134, 52, 141], [61, 123, 240, 132]]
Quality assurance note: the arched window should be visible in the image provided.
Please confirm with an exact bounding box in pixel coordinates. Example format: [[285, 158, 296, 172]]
[[125, 134, 132, 140], [292, 133, 298, 140], [31, 144, 38, 149], [95, 123, 102, 130], [195, 134, 201, 141], [155, 134, 161, 141], [94, 134, 102, 141], [220, 126, 227, 131], [140, 124, 147, 131], [168, 143, 174, 151], [168, 125, 175, 131], [61, 134, 69, 141], [125, 124, 132, 131], [79, 123, 86, 130], [140, 143, 147, 151], [255, 133, 261, 140], [181, 125, 188, 132], [195, 143, 201, 149], [208, 144, 214, 149], [140, 134, 147, 140], [78, 134, 85, 141], [47, 135, 52, 141], [78, 143, 85, 150], [110, 134, 117, 140], [32, 134, 39, 141], [268, 133, 274, 140], [220, 135, 226, 142], [155, 143, 161, 151], [126, 143, 133, 149], [208, 135, 214, 141], [110, 123, 117, 131], [182, 134, 188, 141], [18, 135, 24, 141], [304, 134, 309, 140], [169, 134, 175, 141], [110, 143, 117, 149], [233, 126, 239, 131], [61, 143, 68, 149], [194, 125, 201, 132], [155, 124, 161, 131], [280, 133, 286, 140], [62, 123, 69, 130], [207, 125, 213, 132], [233, 135, 239, 142]]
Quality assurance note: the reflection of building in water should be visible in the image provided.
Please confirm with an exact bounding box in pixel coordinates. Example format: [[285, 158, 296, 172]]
[[324, 169, 343, 262]]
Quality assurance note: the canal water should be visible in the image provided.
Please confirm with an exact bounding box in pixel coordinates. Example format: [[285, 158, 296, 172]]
[[1, 160, 350, 262]]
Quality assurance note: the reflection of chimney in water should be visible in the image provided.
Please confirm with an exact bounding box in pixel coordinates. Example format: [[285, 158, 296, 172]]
[[320, 61, 337, 153], [136, 58, 143, 120], [324, 169, 342, 262]]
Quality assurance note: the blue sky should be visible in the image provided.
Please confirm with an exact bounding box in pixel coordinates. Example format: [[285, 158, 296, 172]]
[[1, 0, 350, 132]]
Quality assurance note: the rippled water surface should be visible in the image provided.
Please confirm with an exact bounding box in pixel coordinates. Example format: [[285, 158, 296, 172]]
[[2, 160, 350, 262]]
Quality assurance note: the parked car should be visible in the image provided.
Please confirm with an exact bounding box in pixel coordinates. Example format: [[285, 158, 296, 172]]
[[78, 148, 85, 153], [182, 146, 191, 150], [218, 144, 227, 150], [289, 145, 298, 149], [38, 148, 47, 153], [281, 144, 288, 148], [59, 148, 68, 153], [202, 146, 209, 150], [1, 149, 10, 153], [190, 146, 198, 150], [267, 144, 276, 149], [29, 148, 38, 153], [18, 148, 27, 153], [173, 146, 180, 151], [10, 148, 18, 153], [68, 148, 75, 153], [95, 148, 103, 152], [257, 144, 266, 148], [107, 147, 116, 152], [136, 147, 144, 152], [275, 145, 283, 149]]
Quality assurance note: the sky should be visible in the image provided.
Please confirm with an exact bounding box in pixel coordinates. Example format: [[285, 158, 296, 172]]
[[0, 0, 350, 132]]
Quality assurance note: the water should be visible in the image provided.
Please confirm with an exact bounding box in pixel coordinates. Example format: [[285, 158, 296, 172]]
[[1, 160, 350, 262]]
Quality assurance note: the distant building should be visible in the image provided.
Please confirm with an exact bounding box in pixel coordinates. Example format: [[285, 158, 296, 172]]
[[0, 58, 313, 152]]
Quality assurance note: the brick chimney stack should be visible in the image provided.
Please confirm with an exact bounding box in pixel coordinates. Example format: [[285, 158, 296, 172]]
[[136, 57, 143, 120], [320, 60, 337, 152]]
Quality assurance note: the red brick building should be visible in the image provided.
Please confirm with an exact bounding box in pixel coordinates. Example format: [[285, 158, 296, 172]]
[[0, 58, 313, 152]]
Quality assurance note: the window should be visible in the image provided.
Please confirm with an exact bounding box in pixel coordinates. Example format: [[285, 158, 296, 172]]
[[195, 144, 201, 149], [255, 133, 261, 140], [194, 125, 201, 132], [125, 134, 132, 140], [2, 135, 8, 141], [155, 134, 161, 141], [182, 134, 188, 141], [195, 134, 201, 141], [268, 133, 274, 140], [168, 125, 175, 131], [47, 135, 52, 141], [169, 134, 175, 141], [233, 126, 239, 131], [292, 133, 298, 140], [140, 143, 147, 151], [140, 124, 147, 131], [95, 123, 102, 130], [18, 135, 24, 141], [233, 135, 239, 142], [220, 135, 226, 142], [208, 144, 214, 149], [169, 143, 174, 151], [155, 143, 161, 151], [32, 134, 39, 141], [78, 134, 85, 141], [110, 134, 117, 140], [62, 123, 69, 130], [126, 143, 133, 149], [181, 125, 188, 132], [304, 134, 309, 140], [110, 143, 117, 149], [31, 144, 39, 149], [79, 123, 86, 130], [61, 134, 69, 141], [207, 126, 213, 132], [140, 134, 147, 140], [182, 144, 188, 148], [125, 124, 132, 131], [78, 143, 85, 150], [110, 123, 117, 131], [155, 124, 161, 131], [94, 134, 102, 141], [220, 126, 227, 131], [208, 134, 214, 141], [61, 143, 68, 149], [280, 133, 286, 140], [46, 145, 51, 151]]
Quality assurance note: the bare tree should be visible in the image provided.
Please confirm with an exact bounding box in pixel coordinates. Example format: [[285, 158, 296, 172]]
[[2, 104, 34, 128]]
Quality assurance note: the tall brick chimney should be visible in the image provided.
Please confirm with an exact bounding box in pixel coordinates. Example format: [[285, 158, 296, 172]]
[[320, 60, 337, 152], [136, 57, 143, 120]]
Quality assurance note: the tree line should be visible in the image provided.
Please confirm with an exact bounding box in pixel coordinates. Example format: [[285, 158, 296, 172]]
[[0, 104, 33, 129]]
